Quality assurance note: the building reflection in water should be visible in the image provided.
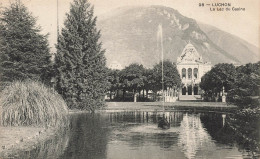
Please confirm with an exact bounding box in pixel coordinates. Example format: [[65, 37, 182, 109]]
[[106, 111, 243, 159], [177, 113, 215, 159], [222, 114, 226, 127]]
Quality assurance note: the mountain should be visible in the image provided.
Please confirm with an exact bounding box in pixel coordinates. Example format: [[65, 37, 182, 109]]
[[96, 6, 256, 69], [198, 22, 259, 64]]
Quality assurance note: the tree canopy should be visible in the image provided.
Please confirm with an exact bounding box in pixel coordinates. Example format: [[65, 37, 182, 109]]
[[152, 60, 181, 92], [227, 62, 260, 108], [0, 2, 52, 85], [120, 63, 146, 93], [106, 61, 181, 101], [200, 62, 260, 108], [107, 69, 121, 94], [200, 63, 236, 95]]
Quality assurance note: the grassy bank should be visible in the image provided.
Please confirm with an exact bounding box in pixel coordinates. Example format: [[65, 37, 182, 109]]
[[0, 126, 49, 157], [0, 81, 68, 127], [0, 81, 69, 157], [0, 125, 69, 158]]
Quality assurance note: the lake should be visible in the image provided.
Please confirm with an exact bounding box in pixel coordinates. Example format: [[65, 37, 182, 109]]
[[8, 110, 260, 159]]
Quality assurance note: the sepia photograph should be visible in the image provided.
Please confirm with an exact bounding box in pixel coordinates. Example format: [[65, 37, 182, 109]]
[[0, 0, 259, 158]]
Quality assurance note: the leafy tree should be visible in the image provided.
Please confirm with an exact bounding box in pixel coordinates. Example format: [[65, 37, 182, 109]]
[[120, 63, 145, 102], [143, 68, 155, 99], [107, 69, 121, 99], [200, 62, 260, 106], [152, 60, 181, 93], [200, 63, 236, 100], [0, 2, 52, 86], [227, 62, 260, 108], [54, 0, 108, 111]]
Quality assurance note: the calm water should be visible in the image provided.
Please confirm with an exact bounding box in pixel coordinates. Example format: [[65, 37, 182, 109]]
[[9, 110, 260, 159]]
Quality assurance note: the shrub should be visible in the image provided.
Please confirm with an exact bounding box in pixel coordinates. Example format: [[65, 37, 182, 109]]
[[0, 81, 68, 127]]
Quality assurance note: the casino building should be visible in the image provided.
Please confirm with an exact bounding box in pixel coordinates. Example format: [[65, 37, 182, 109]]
[[176, 43, 211, 100]]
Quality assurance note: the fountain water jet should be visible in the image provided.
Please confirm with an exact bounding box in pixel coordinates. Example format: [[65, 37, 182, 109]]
[[157, 24, 164, 109], [157, 24, 170, 129]]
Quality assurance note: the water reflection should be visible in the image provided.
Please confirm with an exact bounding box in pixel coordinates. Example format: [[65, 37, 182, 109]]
[[177, 113, 215, 159], [59, 113, 111, 159], [8, 110, 259, 159]]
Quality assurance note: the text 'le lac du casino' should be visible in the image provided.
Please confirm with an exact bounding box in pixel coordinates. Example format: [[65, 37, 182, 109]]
[[207, 2, 246, 11]]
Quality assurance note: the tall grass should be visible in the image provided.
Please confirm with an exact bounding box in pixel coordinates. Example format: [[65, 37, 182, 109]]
[[0, 81, 69, 127]]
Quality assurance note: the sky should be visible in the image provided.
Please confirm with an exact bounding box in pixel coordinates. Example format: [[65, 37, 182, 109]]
[[1, 0, 259, 52]]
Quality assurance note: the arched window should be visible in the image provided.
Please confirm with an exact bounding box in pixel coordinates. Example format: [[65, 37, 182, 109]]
[[188, 68, 192, 79], [182, 87, 186, 95], [182, 68, 186, 79], [194, 68, 198, 79]]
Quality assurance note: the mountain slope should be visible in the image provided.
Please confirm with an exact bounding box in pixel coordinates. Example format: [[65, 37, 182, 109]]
[[97, 6, 245, 68], [198, 22, 259, 64]]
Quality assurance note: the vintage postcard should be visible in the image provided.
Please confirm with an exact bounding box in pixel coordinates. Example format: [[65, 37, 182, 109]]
[[0, 0, 259, 158]]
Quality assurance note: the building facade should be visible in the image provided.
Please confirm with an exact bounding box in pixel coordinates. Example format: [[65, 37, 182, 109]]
[[176, 43, 211, 98]]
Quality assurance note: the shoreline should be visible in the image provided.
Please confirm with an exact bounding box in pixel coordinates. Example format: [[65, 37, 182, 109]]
[[0, 126, 56, 158], [68, 101, 237, 113], [103, 101, 237, 112]]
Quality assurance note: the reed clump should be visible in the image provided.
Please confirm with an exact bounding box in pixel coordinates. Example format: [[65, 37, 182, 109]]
[[0, 81, 69, 127]]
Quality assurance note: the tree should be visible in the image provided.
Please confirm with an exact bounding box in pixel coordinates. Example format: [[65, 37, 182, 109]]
[[120, 63, 145, 102], [0, 2, 52, 86], [152, 60, 181, 93], [143, 68, 154, 100], [227, 62, 260, 108], [107, 69, 121, 100], [54, 0, 108, 111], [200, 63, 236, 101]]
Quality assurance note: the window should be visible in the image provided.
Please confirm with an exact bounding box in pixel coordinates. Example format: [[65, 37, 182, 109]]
[[194, 68, 198, 79], [188, 68, 192, 79], [182, 68, 186, 79]]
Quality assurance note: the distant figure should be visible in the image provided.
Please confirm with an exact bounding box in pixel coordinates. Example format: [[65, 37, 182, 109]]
[[158, 116, 170, 129]]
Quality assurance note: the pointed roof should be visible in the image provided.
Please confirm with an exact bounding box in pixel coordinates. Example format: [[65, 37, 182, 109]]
[[177, 43, 203, 64]]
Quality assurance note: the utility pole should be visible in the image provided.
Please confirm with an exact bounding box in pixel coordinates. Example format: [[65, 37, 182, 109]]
[[57, 0, 59, 41]]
